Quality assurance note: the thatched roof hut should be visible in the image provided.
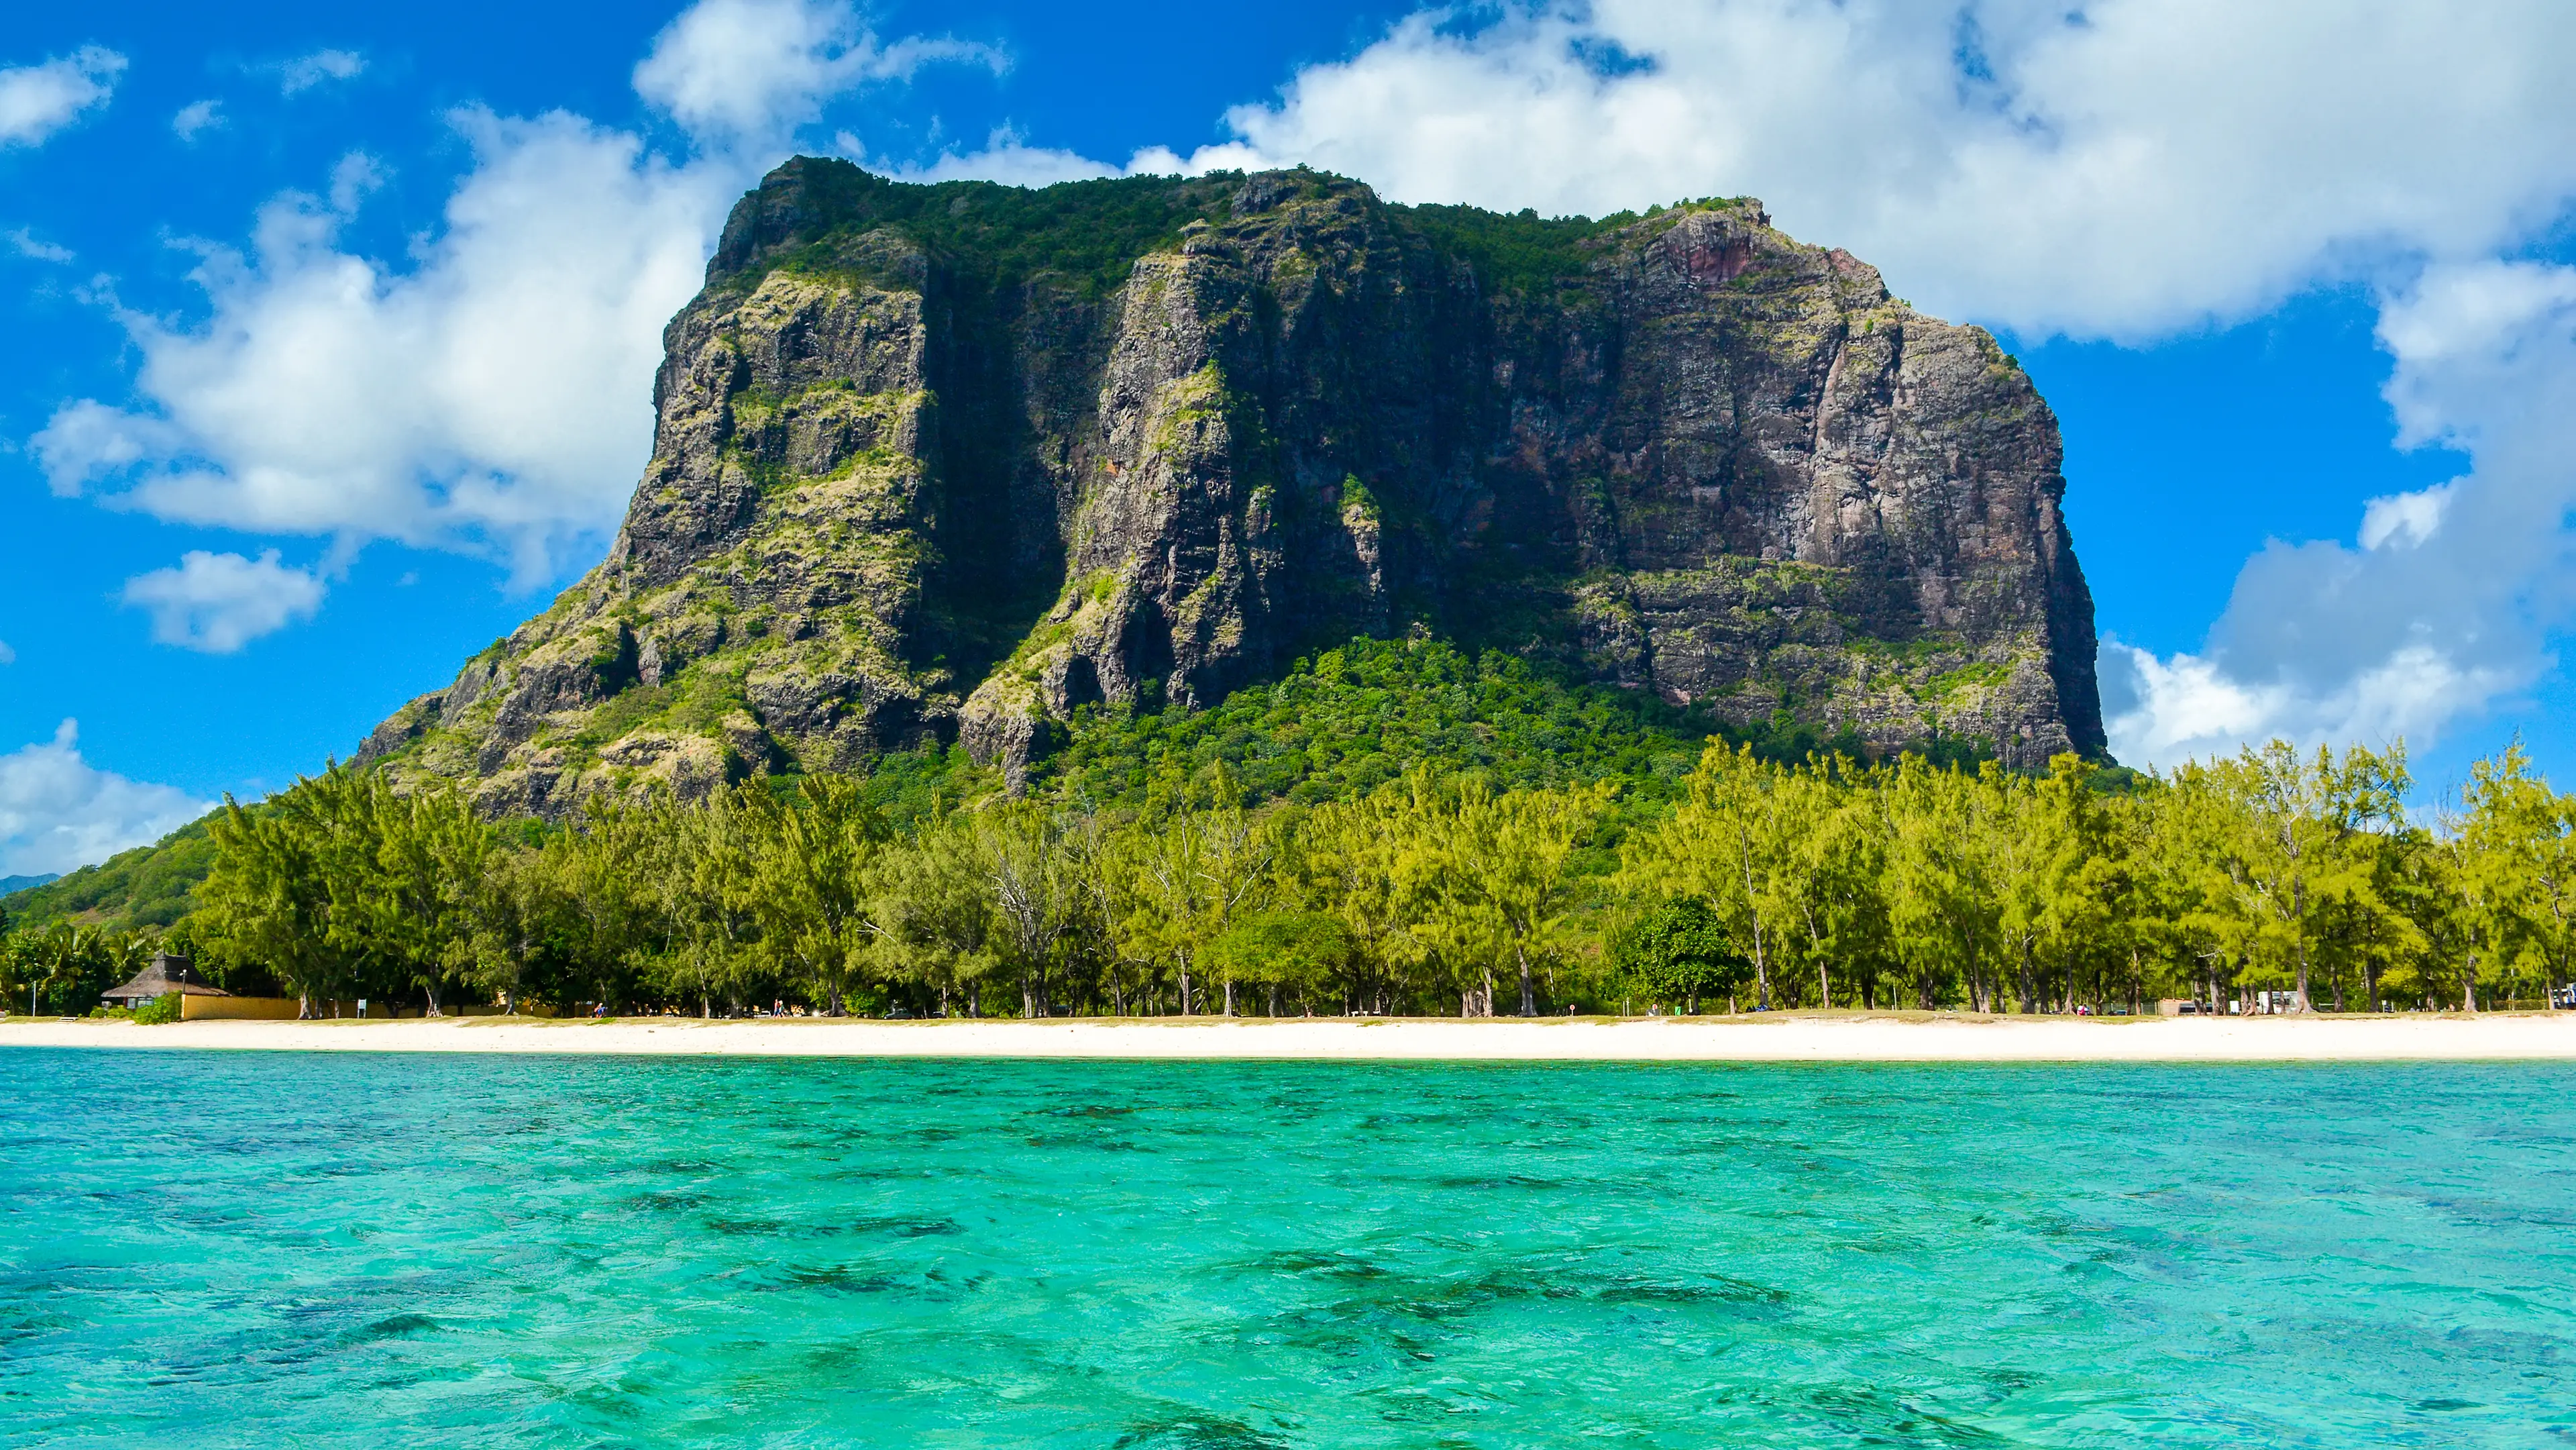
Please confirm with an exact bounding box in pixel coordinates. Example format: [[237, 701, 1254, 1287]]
[[102, 952, 231, 1007]]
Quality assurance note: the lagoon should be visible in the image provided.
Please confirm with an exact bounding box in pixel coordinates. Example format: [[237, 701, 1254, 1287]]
[[3, 1051, 2570, 1445]]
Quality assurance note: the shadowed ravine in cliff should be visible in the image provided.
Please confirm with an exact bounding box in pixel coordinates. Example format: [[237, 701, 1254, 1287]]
[[357, 159, 2104, 813]]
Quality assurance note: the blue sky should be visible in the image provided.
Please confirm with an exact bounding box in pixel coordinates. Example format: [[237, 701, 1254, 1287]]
[[3, 0, 2575, 874]]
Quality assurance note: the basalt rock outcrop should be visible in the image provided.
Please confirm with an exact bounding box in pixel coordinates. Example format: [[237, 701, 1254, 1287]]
[[360, 159, 2104, 811]]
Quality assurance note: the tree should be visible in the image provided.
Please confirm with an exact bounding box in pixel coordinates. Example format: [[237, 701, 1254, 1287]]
[[2459, 741, 2573, 1010], [543, 800, 663, 1011], [651, 786, 766, 1016], [465, 843, 559, 1014], [755, 777, 886, 1015], [1208, 911, 1351, 1015], [2203, 741, 2409, 1012], [1882, 756, 1999, 1011], [1449, 780, 1611, 1015], [983, 805, 1079, 1018], [1126, 796, 1276, 1016], [1295, 782, 1434, 1014], [871, 813, 998, 1017], [369, 782, 492, 1015], [201, 788, 340, 1016], [10, 923, 129, 1016], [1621, 744, 1801, 1009], [1780, 763, 1893, 1009], [1609, 897, 1750, 1013]]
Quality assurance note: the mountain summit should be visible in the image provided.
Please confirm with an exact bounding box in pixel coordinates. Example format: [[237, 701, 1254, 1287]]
[[360, 159, 2102, 810]]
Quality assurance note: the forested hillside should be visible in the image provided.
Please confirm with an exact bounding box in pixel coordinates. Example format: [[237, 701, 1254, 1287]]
[[1, 817, 219, 933], [9, 635, 2566, 1021], [2, 638, 1853, 936]]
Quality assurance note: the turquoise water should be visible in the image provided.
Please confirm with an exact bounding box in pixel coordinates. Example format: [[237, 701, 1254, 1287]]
[[2, 1053, 2571, 1446]]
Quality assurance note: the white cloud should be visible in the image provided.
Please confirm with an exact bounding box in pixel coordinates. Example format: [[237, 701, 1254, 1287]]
[[1125, 1, 2576, 342], [120, 550, 326, 653], [278, 49, 366, 96], [172, 99, 224, 142], [2, 227, 73, 263], [2358, 484, 2453, 552], [33, 399, 178, 497], [0, 45, 125, 147], [35, 0, 989, 589], [635, 0, 997, 146], [324, 150, 388, 213], [2106, 261, 2576, 767], [0, 721, 211, 877], [34, 120, 729, 578], [859, 125, 1116, 188]]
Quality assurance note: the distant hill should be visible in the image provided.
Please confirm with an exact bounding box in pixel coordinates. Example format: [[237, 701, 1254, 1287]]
[[0, 814, 221, 932]]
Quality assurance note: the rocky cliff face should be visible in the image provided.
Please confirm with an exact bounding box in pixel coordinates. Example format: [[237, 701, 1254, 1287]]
[[361, 160, 2103, 811]]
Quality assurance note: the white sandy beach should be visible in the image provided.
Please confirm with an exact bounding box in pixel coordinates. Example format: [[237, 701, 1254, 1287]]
[[3, 1011, 2572, 1061]]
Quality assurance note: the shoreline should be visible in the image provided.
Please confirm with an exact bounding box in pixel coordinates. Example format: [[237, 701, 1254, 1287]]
[[4, 1012, 2573, 1061]]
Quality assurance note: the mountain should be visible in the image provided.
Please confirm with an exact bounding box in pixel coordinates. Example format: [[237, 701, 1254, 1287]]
[[359, 160, 2102, 811], [0, 873, 62, 900], [0, 814, 219, 932]]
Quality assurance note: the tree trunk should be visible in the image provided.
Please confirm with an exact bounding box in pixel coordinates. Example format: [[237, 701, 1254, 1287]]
[[1179, 962, 1193, 1016], [1739, 838, 1770, 1009], [1517, 944, 1536, 1017], [1267, 983, 1279, 1017], [1224, 979, 1236, 1017]]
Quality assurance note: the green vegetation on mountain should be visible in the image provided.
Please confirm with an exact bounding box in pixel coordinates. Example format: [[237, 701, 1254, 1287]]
[[757, 636, 1978, 831], [727, 164, 1680, 303], [733, 166, 1252, 299], [1395, 201, 1648, 297], [1042, 637, 1831, 807]]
